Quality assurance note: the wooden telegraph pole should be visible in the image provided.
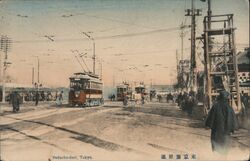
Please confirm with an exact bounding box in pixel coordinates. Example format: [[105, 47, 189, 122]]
[[185, 0, 201, 92]]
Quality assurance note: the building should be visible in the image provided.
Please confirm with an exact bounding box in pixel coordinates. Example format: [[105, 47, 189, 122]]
[[237, 48, 250, 94]]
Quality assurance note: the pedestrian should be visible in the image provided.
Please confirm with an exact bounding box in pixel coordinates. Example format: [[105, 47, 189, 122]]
[[35, 91, 39, 106], [186, 90, 196, 116], [205, 90, 238, 154], [177, 92, 183, 106], [123, 93, 128, 106], [11, 91, 21, 112], [150, 92, 153, 102], [241, 91, 249, 111], [157, 94, 162, 103], [57, 91, 63, 106], [181, 92, 188, 111], [167, 93, 173, 103], [141, 94, 145, 105]]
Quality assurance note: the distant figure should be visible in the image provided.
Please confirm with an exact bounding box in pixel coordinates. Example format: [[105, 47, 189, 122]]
[[241, 91, 249, 112], [150, 92, 153, 102], [157, 94, 162, 103], [123, 94, 128, 106], [35, 91, 39, 106], [177, 92, 183, 106], [205, 91, 238, 154], [57, 91, 63, 106], [186, 91, 196, 116], [110, 94, 115, 101], [11, 91, 21, 112], [109, 94, 112, 101], [141, 94, 145, 105], [166, 93, 173, 103], [181, 92, 189, 111]]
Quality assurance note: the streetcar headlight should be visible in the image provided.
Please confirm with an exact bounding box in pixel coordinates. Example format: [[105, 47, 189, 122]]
[[75, 91, 80, 97]]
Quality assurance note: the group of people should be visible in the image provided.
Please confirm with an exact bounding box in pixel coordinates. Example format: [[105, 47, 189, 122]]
[[156, 93, 174, 103], [109, 94, 116, 101], [122, 93, 145, 106], [176, 91, 197, 116], [8, 90, 64, 113]]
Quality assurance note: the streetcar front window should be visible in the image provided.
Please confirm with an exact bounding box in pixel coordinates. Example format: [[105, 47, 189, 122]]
[[135, 87, 145, 93], [70, 79, 89, 90]]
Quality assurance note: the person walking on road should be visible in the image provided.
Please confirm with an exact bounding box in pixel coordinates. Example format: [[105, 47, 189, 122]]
[[123, 93, 128, 106], [186, 90, 196, 116], [205, 90, 238, 154], [35, 91, 39, 106], [56, 91, 64, 106], [141, 94, 145, 105], [11, 91, 21, 112], [59, 91, 63, 105]]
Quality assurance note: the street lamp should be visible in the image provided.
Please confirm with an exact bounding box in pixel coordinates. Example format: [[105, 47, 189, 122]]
[[82, 32, 96, 74]]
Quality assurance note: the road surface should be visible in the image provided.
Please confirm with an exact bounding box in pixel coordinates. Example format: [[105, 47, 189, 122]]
[[0, 101, 249, 161]]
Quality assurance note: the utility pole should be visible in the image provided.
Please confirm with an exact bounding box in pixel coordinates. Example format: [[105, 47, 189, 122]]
[[176, 50, 179, 80], [179, 22, 190, 90], [31, 55, 40, 85], [185, 0, 201, 91], [93, 42, 96, 74], [32, 67, 34, 84], [180, 23, 185, 62], [176, 50, 180, 90], [0, 35, 12, 103], [180, 22, 191, 61], [113, 74, 115, 87], [100, 59, 102, 80], [38, 57, 40, 83], [207, 0, 212, 29], [176, 50, 179, 73]]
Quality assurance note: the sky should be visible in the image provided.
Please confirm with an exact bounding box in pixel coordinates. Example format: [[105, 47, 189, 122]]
[[0, 0, 249, 87]]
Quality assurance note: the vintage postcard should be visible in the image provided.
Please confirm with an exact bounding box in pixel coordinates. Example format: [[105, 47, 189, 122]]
[[0, 0, 249, 161]]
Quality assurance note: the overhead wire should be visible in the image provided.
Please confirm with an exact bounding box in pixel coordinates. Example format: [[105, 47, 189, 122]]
[[13, 26, 181, 43], [71, 50, 86, 73]]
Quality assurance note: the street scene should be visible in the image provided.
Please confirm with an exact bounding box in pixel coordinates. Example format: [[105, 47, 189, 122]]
[[0, 0, 250, 161]]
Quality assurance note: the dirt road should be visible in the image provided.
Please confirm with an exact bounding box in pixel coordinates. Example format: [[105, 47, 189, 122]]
[[0, 102, 249, 161]]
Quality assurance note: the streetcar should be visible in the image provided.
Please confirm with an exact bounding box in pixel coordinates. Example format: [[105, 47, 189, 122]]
[[116, 82, 132, 101], [132, 83, 149, 102], [69, 72, 103, 106]]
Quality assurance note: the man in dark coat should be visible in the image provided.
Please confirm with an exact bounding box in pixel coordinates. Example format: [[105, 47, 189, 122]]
[[35, 91, 39, 106], [186, 90, 196, 116], [205, 91, 238, 153], [177, 92, 183, 106], [11, 91, 20, 112]]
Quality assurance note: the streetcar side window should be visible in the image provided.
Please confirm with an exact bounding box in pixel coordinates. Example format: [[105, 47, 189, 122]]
[[89, 82, 102, 90]]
